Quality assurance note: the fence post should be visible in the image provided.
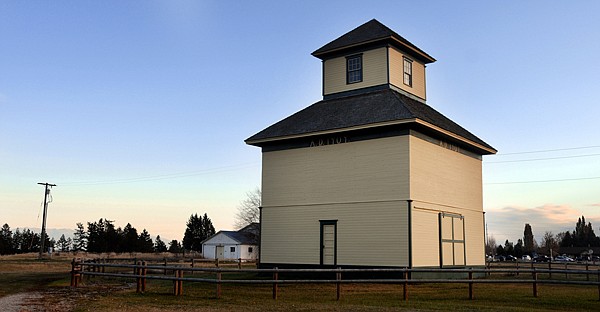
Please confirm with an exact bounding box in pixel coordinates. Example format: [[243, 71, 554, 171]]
[[101, 258, 106, 273], [531, 261, 534, 272], [597, 269, 600, 301], [133, 257, 137, 275], [533, 268, 538, 298], [216, 269, 222, 299], [173, 269, 184, 296], [336, 267, 341, 301], [238, 258, 242, 270], [565, 263, 568, 279], [403, 268, 408, 301], [215, 258, 219, 268], [548, 261, 552, 279], [70, 258, 78, 287], [142, 261, 147, 292], [136, 261, 142, 293], [191, 258, 194, 275], [468, 269, 474, 300], [586, 262, 589, 281], [164, 258, 168, 275], [273, 267, 279, 300], [516, 261, 519, 276], [178, 270, 183, 296]]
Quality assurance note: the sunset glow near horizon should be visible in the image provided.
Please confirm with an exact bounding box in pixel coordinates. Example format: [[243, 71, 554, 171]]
[[1, 1, 599, 245]]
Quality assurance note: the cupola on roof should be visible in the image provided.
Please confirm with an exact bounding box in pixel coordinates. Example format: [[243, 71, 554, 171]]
[[246, 19, 496, 156], [312, 19, 436, 64]]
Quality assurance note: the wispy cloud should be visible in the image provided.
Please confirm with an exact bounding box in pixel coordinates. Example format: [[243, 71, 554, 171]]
[[589, 203, 600, 207], [486, 204, 600, 243]]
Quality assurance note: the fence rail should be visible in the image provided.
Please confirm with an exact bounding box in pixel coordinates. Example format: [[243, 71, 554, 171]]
[[70, 258, 600, 301]]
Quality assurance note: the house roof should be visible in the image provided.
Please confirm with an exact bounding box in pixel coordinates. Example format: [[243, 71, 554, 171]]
[[202, 223, 259, 245], [312, 19, 435, 64], [245, 88, 496, 155]]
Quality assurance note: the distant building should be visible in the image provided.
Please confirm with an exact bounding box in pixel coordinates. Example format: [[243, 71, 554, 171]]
[[201, 223, 259, 260], [246, 19, 496, 268]]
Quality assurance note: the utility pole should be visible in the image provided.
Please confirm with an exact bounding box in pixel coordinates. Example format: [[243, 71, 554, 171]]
[[38, 182, 56, 259]]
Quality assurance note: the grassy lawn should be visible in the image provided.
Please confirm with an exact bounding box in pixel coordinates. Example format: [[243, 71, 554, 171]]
[[2, 254, 599, 311]]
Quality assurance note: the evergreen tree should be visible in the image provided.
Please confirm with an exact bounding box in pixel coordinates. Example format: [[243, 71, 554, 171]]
[[73, 222, 87, 251], [514, 239, 524, 258], [20, 229, 40, 253], [56, 234, 71, 252], [154, 235, 167, 252], [559, 216, 600, 247], [496, 244, 505, 256], [523, 223, 534, 255], [121, 223, 139, 252], [168, 239, 182, 253], [183, 213, 215, 251], [0, 223, 14, 255], [201, 213, 216, 240], [12, 229, 22, 252], [504, 240, 514, 256], [182, 214, 201, 251], [87, 219, 120, 252], [138, 229, 154, 252]]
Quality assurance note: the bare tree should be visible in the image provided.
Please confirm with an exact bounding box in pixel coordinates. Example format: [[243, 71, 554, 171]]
[[540, 231, 559, 256], [485, 235, 497, 256], [234, 188, 261, 229]]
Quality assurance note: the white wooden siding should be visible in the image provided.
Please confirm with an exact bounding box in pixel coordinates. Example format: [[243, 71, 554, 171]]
[[323, 47, 388, 95], [202, 232, 258, 260], [409, 132, 485, 266], [261, 201, 409, 266], [262, 136, 410, 207], [389, 47, 426, 100]]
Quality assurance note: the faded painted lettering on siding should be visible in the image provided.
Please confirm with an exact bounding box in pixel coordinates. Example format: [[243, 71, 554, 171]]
[[310, 136, 348, 147]]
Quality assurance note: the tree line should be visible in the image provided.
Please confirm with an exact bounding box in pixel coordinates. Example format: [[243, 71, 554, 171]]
[[0, 212, 216, 255], [487, 215, 600, 258]]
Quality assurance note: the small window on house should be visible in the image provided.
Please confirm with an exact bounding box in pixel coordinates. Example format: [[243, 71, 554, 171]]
[[403, 57, 413, 87], [230, 247, 235, 252], [346, 55, 362, 84], [248, 247, 253, 253]]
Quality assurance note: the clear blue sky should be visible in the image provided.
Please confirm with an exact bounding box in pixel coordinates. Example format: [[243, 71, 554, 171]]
[[1, 1, 599, 244]]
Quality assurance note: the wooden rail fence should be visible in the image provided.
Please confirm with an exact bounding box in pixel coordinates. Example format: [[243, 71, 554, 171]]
[[70, 258, 600, 301]]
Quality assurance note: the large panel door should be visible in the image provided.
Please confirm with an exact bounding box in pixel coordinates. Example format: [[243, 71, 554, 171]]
[[216, 246, 224, 260], [320, 221, 337, 265]]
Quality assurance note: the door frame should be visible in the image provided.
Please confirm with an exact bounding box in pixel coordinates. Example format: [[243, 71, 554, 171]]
[[319, 220, 338, 266]]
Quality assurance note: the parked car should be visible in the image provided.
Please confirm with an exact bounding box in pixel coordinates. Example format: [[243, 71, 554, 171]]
[[505, 255, 517, 261], [534, 255, 550, 262], [555, 255, 574, 262], [521, 255, 532, 261]]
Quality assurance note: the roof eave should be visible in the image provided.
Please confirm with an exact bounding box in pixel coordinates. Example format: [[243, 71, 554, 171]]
[[312, 36, 436, 64], [246, 118, 496, 155]]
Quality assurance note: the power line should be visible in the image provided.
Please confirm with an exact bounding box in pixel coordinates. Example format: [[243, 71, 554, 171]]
[[58, 161, 260, 186], [486, 153, 600, 164], [494, 145, 600, 156], [485, 176, 600, 185]]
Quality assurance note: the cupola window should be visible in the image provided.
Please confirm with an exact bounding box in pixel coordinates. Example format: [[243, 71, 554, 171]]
[[403, 57, 413, 87], [346, 55, 362, 84]]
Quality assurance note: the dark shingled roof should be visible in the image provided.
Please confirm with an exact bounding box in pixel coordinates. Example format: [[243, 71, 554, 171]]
[[202, 223, 259, 245], [312, 19, 435, 63], [245, 89, 495, 154], [220, 231, 257, 245]]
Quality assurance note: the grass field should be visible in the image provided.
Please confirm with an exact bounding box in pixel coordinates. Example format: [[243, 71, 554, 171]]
[[1, 253, 599, 311]]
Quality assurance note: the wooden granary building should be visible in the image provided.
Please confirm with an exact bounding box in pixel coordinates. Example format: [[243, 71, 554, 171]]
[[246, 19, 496, 268]]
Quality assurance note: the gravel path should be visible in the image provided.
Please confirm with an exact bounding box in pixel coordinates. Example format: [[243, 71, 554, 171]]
[[0, 292, 44, 312]]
